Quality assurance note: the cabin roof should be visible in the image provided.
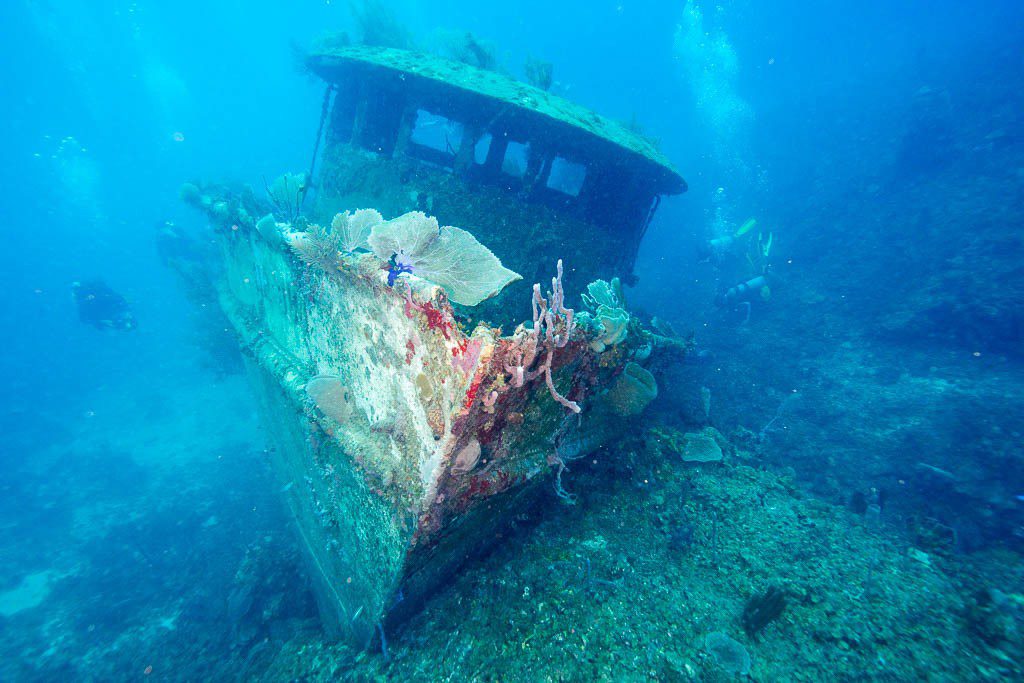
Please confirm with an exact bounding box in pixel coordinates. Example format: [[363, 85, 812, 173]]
[[306, 45, 686, 195]]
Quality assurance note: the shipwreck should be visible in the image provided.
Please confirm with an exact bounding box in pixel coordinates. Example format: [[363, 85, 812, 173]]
[[181, 44, 687, 648]]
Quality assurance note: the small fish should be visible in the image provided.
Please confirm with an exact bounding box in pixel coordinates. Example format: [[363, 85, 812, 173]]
[[280, 481, 294, 492]]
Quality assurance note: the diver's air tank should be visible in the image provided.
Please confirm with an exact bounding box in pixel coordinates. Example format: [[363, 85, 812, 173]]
[[716, 275, 769, 307]]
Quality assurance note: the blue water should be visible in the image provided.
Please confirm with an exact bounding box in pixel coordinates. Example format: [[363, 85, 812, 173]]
[[2, 1, 1023, 680]]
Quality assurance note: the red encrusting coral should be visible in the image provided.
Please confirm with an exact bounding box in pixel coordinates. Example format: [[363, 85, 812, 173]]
[[404, 282, 455, 341], [420, 301, 453, 340], [461, 373, 484, 411]]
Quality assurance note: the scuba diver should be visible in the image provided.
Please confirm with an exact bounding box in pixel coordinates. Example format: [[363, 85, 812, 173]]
[[716, 272, 773, 309], [702, 217, 777, 323], [698, 217, 758, 265], [72, 280, 136, 331]]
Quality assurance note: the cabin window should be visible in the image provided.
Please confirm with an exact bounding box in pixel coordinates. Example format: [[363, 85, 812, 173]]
[[546, 156, 587, 196], [410, 110, 464, 156], [502, 141, 530, 178], [474, 133, 492, 164]]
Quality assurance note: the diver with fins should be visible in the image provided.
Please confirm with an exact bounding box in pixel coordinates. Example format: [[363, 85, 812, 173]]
[[698, 217, 759, 264], [701, 217, 778, 322], [72, 280, 136, 331]]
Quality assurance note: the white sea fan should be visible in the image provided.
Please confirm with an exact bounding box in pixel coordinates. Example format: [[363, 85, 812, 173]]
[[368, 211, 521, 306], [332, 208, 384, 253]]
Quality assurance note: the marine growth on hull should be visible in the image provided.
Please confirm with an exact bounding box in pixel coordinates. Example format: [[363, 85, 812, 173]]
[[182, 178, 689, 646]]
